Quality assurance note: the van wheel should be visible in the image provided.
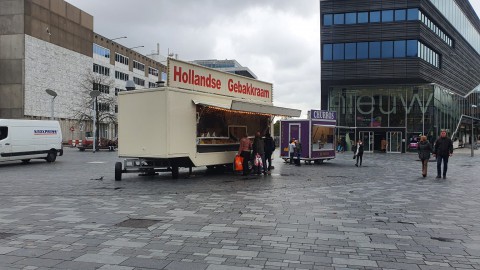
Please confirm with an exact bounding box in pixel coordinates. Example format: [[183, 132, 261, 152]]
[[46, 151, 57, 163], [115, 162, 122, 181], [21, 159, 31, 164]]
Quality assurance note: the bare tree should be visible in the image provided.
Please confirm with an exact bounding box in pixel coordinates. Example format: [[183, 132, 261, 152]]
[[72, 69, 118, 147]]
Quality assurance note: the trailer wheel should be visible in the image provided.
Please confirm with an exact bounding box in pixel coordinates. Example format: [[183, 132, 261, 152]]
[[171, 165, 179, 179], [21, 159, 31, 164], [115, 162, 122, 181], [78, 147, 85, 152], [46, 151, 57, 163]]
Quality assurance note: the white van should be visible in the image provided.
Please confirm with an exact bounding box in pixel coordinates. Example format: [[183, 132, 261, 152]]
[[0, 119, 63, 163]]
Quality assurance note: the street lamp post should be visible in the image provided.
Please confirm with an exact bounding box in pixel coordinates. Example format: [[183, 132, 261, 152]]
[[45, 89, 57, 120], [472, 105, 477, 157], [128, 45, 144, 50], [111, 36, 127, 41], [90, 90, 101, 153]]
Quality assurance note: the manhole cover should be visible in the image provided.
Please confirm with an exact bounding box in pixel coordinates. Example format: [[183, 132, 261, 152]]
[[0, 233, 16, 239], [115, 219, 160, 228]]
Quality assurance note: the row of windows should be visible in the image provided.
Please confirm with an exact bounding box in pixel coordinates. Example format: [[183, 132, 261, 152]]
[[133, 77, 145, 86], [323, 40, 439, 68], [323, 8, 419, 26], [93, 64, 110, 76], [419, 10, 452, 47], [148, 82, 157, 88], [148, 67, 159, 76], [93, 83, 110, 94], [115, 71, 129, 81], [418, 42, 440, 68], [429, 0, 480, 55], [115, 53, 129, 65], [133, 60, 145, 72], [93, 44, 110, 59], [98, 103, 110, 112]]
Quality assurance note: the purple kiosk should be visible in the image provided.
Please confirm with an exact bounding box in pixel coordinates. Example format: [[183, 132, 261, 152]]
[[279, 110, 336, 164]]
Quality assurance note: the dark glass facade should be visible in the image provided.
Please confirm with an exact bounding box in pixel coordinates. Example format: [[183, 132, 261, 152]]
[[321, 0, 480, 152]]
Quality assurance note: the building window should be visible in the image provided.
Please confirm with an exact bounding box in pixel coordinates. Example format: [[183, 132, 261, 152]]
[[115, 87, 121, 96], [148, 82, 157, 88], [93, 83, 110, 94], [370, 11, 381, 23], [381, 41, 394, 58], [381, 10, 394, 22], [133, 77, 145, 86], [358, 12, 368, 23], [407, 8, 419, 21], [345, 43, 356, 60], [334, 13, 344, 25], [133, 60, 145, 71], [115, 71, 129, 81], [394, 9, 406, 21], [93, 44, 110, 59], [148, 67, 159, 76], [115, 105, 118, 113], [323, 44, 333, 61], [98, 103, 110, 112], [406, 40, 418, 57], [93, 64, 110, 76], [394, 40, 406, 58], [324, 14, 333, 25], [345, 13, 357, 24], [357, 42, 369, 59], [369, 42, 381, 58], [333, 43, 345, 60], [115, 53, 129, 65]]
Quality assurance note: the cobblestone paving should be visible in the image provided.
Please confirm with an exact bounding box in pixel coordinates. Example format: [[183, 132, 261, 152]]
[[0, 148, 479, 269]]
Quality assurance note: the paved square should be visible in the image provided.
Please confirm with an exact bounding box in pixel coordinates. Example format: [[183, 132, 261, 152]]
[[0, 148, 479, 269]]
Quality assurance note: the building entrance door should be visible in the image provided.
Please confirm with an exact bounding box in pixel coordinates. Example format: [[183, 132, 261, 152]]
[[359, 131, 374, 152], [387, 131, 402, 153]]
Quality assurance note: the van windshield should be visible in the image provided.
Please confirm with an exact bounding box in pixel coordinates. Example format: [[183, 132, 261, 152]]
[[0, 127, 7, 140]]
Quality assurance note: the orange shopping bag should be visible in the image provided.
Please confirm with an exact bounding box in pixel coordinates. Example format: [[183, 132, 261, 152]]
[[234, 155, 243, 171]]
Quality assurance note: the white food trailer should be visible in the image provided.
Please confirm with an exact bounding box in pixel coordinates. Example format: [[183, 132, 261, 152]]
[[115, 58, 301, 180]]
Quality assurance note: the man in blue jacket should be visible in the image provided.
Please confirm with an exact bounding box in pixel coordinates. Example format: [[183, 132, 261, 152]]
[[433, 130, 453, 179]]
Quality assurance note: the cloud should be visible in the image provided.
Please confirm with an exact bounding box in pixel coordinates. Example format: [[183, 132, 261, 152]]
[[66, 0, 321, 116]]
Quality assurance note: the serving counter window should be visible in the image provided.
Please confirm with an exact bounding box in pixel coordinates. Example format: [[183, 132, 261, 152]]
[[312, 125, 335, 150], [196, 105, 270, 153]]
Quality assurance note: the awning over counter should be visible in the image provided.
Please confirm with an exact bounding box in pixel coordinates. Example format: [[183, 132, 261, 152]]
[[231, 101, 301, 117], [192, 99, 231, 110], [193, 100, 301, 117]]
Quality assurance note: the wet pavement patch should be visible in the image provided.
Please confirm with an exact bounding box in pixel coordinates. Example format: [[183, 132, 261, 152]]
[[0, 233, 16, 239], [115, 218, 161, 228]]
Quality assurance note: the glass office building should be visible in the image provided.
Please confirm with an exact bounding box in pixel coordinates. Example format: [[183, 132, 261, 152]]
[[321, 0, 480, 152]]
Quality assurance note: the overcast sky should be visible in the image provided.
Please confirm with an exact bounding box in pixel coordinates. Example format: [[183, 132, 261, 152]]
[[66, 0, 480, 117]]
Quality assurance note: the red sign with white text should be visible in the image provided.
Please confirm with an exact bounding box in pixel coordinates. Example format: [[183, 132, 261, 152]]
[[167, 58, 272, 103]]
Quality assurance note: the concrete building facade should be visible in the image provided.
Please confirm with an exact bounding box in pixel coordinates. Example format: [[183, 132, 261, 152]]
[[0, 0, 167, 141]]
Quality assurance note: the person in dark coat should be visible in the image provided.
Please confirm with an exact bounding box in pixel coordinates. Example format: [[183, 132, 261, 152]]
[[417, 135, 432, 178], [433, 130, 453, 179], [354, 139, 364, 167], [263, 132, 275, 174], [294, 140, 302, 166], [252, 132, 266, 175]]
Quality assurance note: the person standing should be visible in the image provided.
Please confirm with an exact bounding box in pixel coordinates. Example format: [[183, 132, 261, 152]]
[[288, 139, 296, 164], [294, 140, 302, 166], [355, 139, 364, 167], [417, 135, 432, 178], [263, 132, 275, 174], [238, 133, 252, 176], [380, 137, 387, 153], [252, 132, 266, 175], [433, 130, 453, 179]]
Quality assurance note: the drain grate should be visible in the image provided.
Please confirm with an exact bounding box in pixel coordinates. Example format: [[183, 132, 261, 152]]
[[115, 219, 161, 228], [0, 233, 16, 239]]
